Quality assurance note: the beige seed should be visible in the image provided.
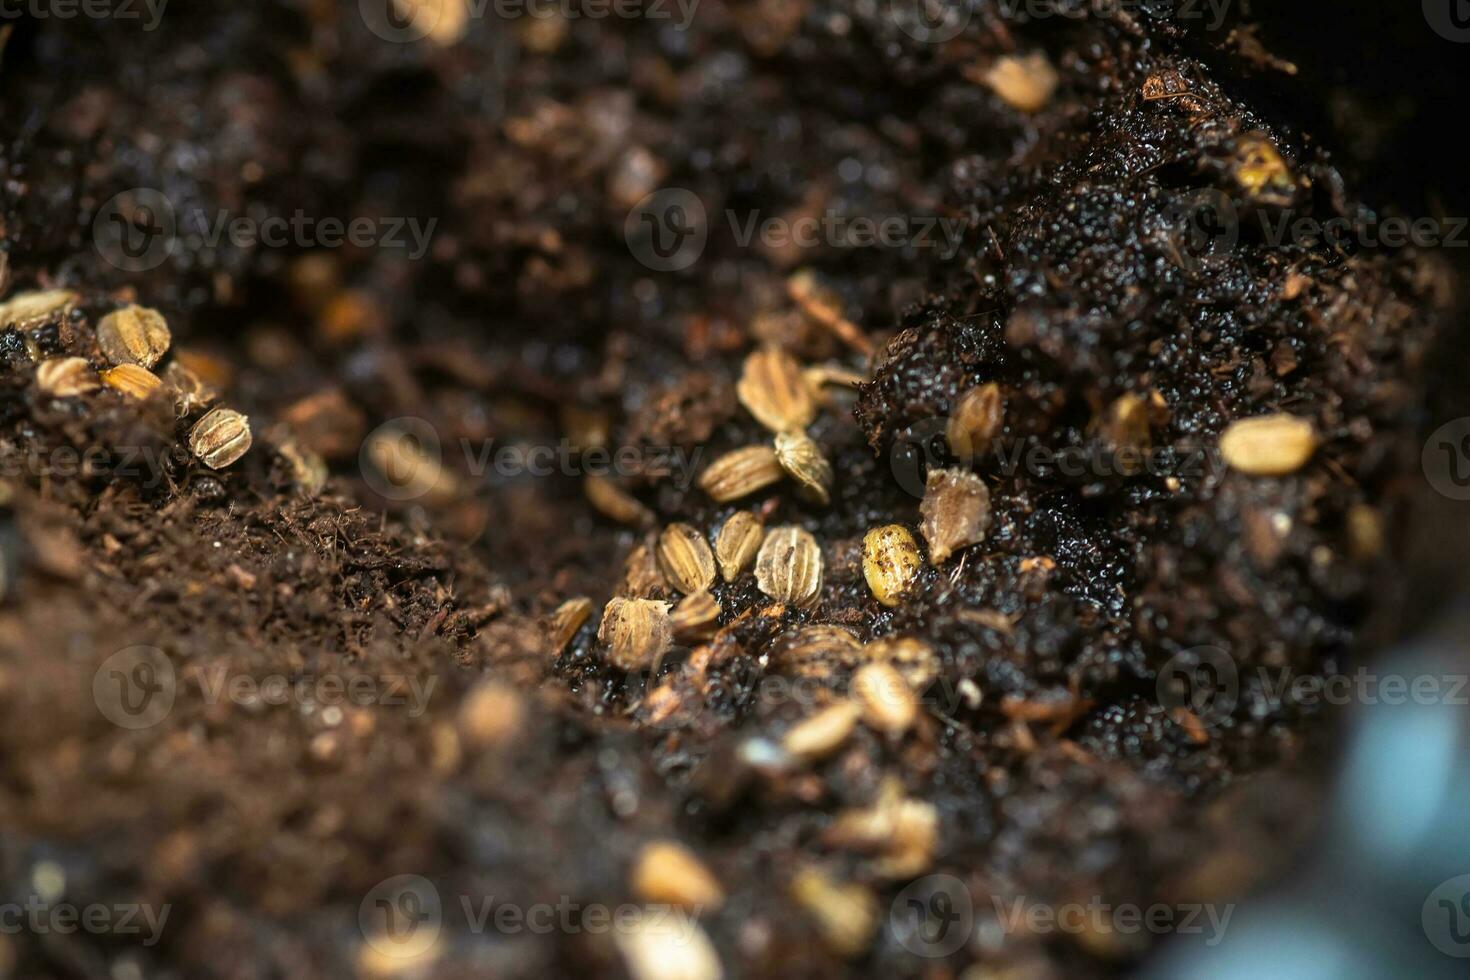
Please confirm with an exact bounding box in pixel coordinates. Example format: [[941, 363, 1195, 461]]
[[979, 52, 1058, 113], [774, 431, 833, 505], [852, 662, 918, 737], [788, 866, 877, 958], [598, 597, 673, 671], [189, 408, 253, 469], [458, 680, 524, 748], [276, 436, 328, 495], [0, 289, 78, 330], [631, 841, 725, 910], [736, 345, 815, 434], [671, 590, 721, 641], [920, 468, 991, 564], [773, 625, 864, 678], [656, 523, 716, 594], [364, 425, 458, 501], [162, 360, 218, 416], [548, 596, 595, 652], [866, 636, 939, 690], [585, 474, 653, 526], [862, 525, 923, 607], [96, 305, 171, 368], [612, 913, 722, 980], [1219, 413, 1318, 476], [100, 363, 164, 400], [782, 702, 860, 760], [35, 357, 99, 397], [697, 444, 785, 502], [714, 511, 763, 581], [755, 525, 823, 606], [947, 382, 1005, 463]]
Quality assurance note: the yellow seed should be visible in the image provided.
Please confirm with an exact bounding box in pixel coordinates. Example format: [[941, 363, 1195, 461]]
[[1219, 413, 1317, 476], [1234, 134, 1296, 200], [656, 523, 716, 595], [96, 305, 171, 368], [585, 474, 653, 526], [862, 525, 923, 607], [947, 382, 1004, 462], [919, 468, 991, 564], [852, 662, 918, 737], [788, 866, 877, 958], [598, 597, 672, 671], [100, 363, 164, 400], [773, 625, 863, 678], [866, 636, 939, 690], [782, 702, 860, 760], [697, 445, 785, 502], [0, 289, 78, 330], [774, 431, 833, 505], [714, 511, 763, 581], [737, 345, 815, 434], [548, 596, 594, 652], [189, 407, 253, 469], [631, 841, 725, 910], [670, 590, 721, 640], [35, 357, 99, 397], [755, 525, 823, 606], [980, 52, 1058, 113]]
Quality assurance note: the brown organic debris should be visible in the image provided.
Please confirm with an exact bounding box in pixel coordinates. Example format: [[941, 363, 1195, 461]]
[[919, 468, 991, 565]]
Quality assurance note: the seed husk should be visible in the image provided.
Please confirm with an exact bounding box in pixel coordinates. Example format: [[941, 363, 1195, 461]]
[[189, 407, 253, 469], [775, 431, 833, 505], [618, 540, 670, 599], [852, 662, 918, 737], [598, 597, 673, 671], [0, 289, 77, 330], [585, 474, 653, 526], [163, 360, 219, 416], [737, 345, 815, 434], [101, 363, 164, 400], [788, 866, 877, 958], [919, 468, 991, 565], [697, 444, 784, 502], [772, 625, 863, 678], [35, 357, 99, 397], [947, 382, 1004, 463], [96, 305, 171, 368], [631, 841, 725, 910], [1219, 413, 1318, 476], [656, 523, 717, 595], [548, 596, 595, 652], [671, 589, 721, 641], [862, 525, 923, 607], [714, 511, 763, 581], [755, 525, 823, 606], [782, 702, 860, 760], [866, 636, 939, 690], [977, 52, 1058, 113], [276, 436, 328, 495]]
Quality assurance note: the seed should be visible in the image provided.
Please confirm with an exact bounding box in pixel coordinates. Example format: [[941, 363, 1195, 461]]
[[1234, 134, 1295, 201], [598, 597, 673, 671], [866, 636, 939, 690], [548, 596, 594, 652], [977, 52, 1058, 113], [100, 363, 164, 400], [824, 779, 938, 879], [162, 360, 218, 416], [612, 914, 722, 980], [0, 289, 77, 330], [189, 408, 253, 469], [458, 680, 524, 748], [862, 525, 923, 607], [656, 523, 716, 594], [390, 0, 469, 46], [775, 431, 833, 505], [96, 305, 171, 368], [276, 436, 328, 495], [773, 625, 863, 678], [364, 425, 457, 500], [671, 590, 721, 640], [947, 382, 1004, 462], [755, 525, 823, 606], [714, 511, 763, 581], [782, 702, 860, 760], [697, 444, 784, 502], [631, 841, 725, 910], [35, 357, 99, 397], [919, 469, 991, 565], [788, 866, 877, 958], [585, 474, 653, 526], [1219, 413, 1318, 476], [852, 662, 918, 736], [1099, 392, 1158, 475], [737, 345, 815, 434]]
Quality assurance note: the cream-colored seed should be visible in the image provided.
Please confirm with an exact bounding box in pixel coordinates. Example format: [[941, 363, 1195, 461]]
[[824, 779, 939, 879], [612, 913, 722, 980], [979, 52, 1059, 113], [0, 289, 78, 330], [1219, 413, 1318, 476], [788, 866, 877, 958], [947, 382, 1004, 462], [96, 305, 171, 368], [670, 590, 721, 640], [697, 445, 785, 502], [35, 357, 99, 397], [656, 523, 717, 594], [782, 702, 860, 760], [774, 431, 833, 505], [585, 474, 653, 526], [852, 662, 918, 736], [866, 636, 939, 690], [755, 525, 823, 606], [920, 468, 991, 565], [862, 525, 923, 607], [714, 511, 763, 581], [631, 841, 725, 910], [548, 596, 594, 652], [598, 597, 673, 671], [737, 345, 815, 434], [189, 408, 253, 469], [100, 363, 164, 400]]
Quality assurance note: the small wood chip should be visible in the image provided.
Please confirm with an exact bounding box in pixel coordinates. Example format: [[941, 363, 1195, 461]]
[[697, 445, 785, 502], [714, 511, 763, 581], [35, 357, 98, 397], [919, 468, 991, 564], [774, 431, 833, 505], [631, 841, 725, 910], [598, 597, 673, 671], [656, 523, 717, 595], [737, 345, 815, 434], [1219, 413, 1318, 476], [862, 525, 923, 607], [755, 525, 824, 606]]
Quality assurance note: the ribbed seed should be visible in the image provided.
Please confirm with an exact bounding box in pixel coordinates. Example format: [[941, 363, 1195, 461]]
[[548, 596, 594, 653], [656, 523, 716, 594], [714, 511, 763, 582], [35, 357, 99, 397], [697, 445, 784, 502], [101, 364, 163, 400], [775, 431, 833, 505], [737, 345, 815, 434], [96, 305, 171, 368], [189, 407, 253, 469], [755, 525, 823, 606], [598, 597, 673, 671], [585, 474, 653, 526], [773, 625, 863, 678], [947, 382, 1004, 463], [671, 590, 721, 640], [862, 525, 923, 607]]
